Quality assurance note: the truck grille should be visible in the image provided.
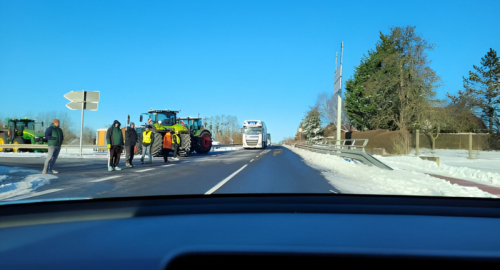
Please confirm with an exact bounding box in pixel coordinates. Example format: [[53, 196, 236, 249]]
[[246, 140, 258, 146]]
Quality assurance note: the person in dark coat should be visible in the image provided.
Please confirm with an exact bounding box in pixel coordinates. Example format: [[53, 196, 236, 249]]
[[106, 120, 124, 171], [125, 122, 138, 167], [42, 119, 64, 174]]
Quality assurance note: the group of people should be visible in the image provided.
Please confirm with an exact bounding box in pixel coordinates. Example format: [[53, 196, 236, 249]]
[[106, 120, 181, 171], [40, 118, 182, 174]]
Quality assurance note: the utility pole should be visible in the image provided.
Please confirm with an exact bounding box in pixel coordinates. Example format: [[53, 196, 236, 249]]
[[334, 42, 344, 146]]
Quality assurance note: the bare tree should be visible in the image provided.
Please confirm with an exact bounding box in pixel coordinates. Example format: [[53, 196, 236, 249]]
[[316, 92, 352, 131]]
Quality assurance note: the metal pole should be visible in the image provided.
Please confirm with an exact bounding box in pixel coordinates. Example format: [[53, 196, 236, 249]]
[[415, 129, 419, 156], [336, 42, 344, 146], [469, 132, 472, 159], [336, 95, 341, 146], [79, 91, 86, 156]]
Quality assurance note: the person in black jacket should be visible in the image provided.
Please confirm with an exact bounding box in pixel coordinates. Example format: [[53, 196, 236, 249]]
[[106, 120, 124, 171], [125, 122, 138, 167], [42, 119, 64, 174]]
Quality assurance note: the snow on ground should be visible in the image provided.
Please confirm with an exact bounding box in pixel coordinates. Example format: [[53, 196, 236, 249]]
[[378, 148, 500, 188], [284, 145, 496, 198], [0, 166, 57, 200]]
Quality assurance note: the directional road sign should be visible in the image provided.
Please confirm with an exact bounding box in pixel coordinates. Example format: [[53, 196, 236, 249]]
[[64, 91, 100, 103], [66, 102, 98, 111], [63, 90, 100, 156], [64, 91, 100, 111]]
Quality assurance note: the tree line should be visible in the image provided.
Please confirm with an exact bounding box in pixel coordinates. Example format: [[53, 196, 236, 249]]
[[203, 115, 243, 144]]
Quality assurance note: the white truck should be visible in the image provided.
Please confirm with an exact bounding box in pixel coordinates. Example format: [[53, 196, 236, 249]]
[[242, 120, 267, 149]]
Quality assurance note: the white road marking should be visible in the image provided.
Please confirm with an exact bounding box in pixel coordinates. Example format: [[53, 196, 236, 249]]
[[162, 164, 174, 167], [330, 190, 338, 194], [135, 168, 155, 172], [250, 159, 254, 162], [91, 176, 121, 182], [12, 189, 64, 200], [205, 164, 248, 195]]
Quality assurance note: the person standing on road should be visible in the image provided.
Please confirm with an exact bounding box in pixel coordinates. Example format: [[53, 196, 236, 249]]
[[171, 130, 180, 161], [42, 119, 64, 174], [125, 122, 138, 167], [161, 129, 172, 163], [106, 120, 124, 171], [141, 125, 153, 164]]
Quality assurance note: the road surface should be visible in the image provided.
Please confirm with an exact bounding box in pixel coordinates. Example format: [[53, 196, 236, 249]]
[[0, 146, 339, 201]]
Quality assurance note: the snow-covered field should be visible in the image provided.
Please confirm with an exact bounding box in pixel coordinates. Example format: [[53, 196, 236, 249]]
[[285, 145, 496, 198], [378, 148, 500, 188]]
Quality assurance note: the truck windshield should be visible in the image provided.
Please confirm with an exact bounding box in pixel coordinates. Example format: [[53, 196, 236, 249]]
[[245, 128, 262, 135]]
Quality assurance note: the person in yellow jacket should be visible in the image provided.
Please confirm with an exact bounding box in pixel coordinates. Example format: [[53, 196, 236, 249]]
[[171, 130, 180, 161], [141, 125, 154, 164]]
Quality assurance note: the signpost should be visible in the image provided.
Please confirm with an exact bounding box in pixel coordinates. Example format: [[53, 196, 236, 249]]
[[64, 91, 100, 156]]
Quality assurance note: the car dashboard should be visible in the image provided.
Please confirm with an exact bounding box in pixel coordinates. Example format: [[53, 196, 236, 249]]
[[1, 194, 500, 269]]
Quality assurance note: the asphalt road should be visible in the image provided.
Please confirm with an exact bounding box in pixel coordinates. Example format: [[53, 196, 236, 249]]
[[0, 146, 339, 201]]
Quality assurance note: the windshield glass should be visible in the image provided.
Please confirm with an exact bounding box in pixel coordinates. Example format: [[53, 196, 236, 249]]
[[157, 113, 175, 125], [244, 128, 262, 135], [0, 1, 499, 203]]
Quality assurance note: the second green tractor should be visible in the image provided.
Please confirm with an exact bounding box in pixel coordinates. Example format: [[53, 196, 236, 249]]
[[134, 110, 212, 157]]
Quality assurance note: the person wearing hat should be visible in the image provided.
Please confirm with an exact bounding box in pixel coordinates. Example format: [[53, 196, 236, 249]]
[[124, 122, 138, 167], [141, 125, 154, 164], [42, 119, 64, 174], [106, 120, 124, 171]]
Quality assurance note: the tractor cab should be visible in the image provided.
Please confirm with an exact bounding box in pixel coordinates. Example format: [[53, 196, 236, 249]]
[[177, 117, 203, 134], [140, 110, 187, 133], [146, 110, 177, 127]]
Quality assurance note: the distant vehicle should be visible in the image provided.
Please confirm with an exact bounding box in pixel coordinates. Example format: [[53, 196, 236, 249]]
[[242, 120, 267, 149], [267, 133, 271, 146], [0, 118, 47, 153]]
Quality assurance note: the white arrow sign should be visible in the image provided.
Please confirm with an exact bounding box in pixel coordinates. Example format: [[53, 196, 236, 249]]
[[66, 102, 98, 111], [64, 91, 100, 103]]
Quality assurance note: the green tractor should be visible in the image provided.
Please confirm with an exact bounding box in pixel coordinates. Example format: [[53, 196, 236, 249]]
[[134, 110, 205, 157], [0, 118, 48, 153], [177, 117, 212, 154]]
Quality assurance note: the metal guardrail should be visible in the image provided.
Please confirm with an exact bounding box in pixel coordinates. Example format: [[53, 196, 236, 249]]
[[293, 142, 392, 170], [0, 144, 108, 154], [318, 139, 369, 152], [214, 144, 243, 148], [0, 144, 105, 149]]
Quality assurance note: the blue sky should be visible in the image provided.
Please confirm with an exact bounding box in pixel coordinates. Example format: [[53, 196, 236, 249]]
[[1, 0, 499, 141]]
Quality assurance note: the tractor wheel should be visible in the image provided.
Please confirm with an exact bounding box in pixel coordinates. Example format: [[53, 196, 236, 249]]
[[12, 138, 24, 153], [195, 131, 212, 154], [179, 133, 191, 157], [151, 133, 163, 157]]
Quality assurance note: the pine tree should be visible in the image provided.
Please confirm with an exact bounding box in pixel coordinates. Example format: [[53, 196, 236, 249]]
[[300, 107, 323, 142], [344, 38, 393, 130], [346, 26, 440, 131], [448, 49, 500, 133]]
